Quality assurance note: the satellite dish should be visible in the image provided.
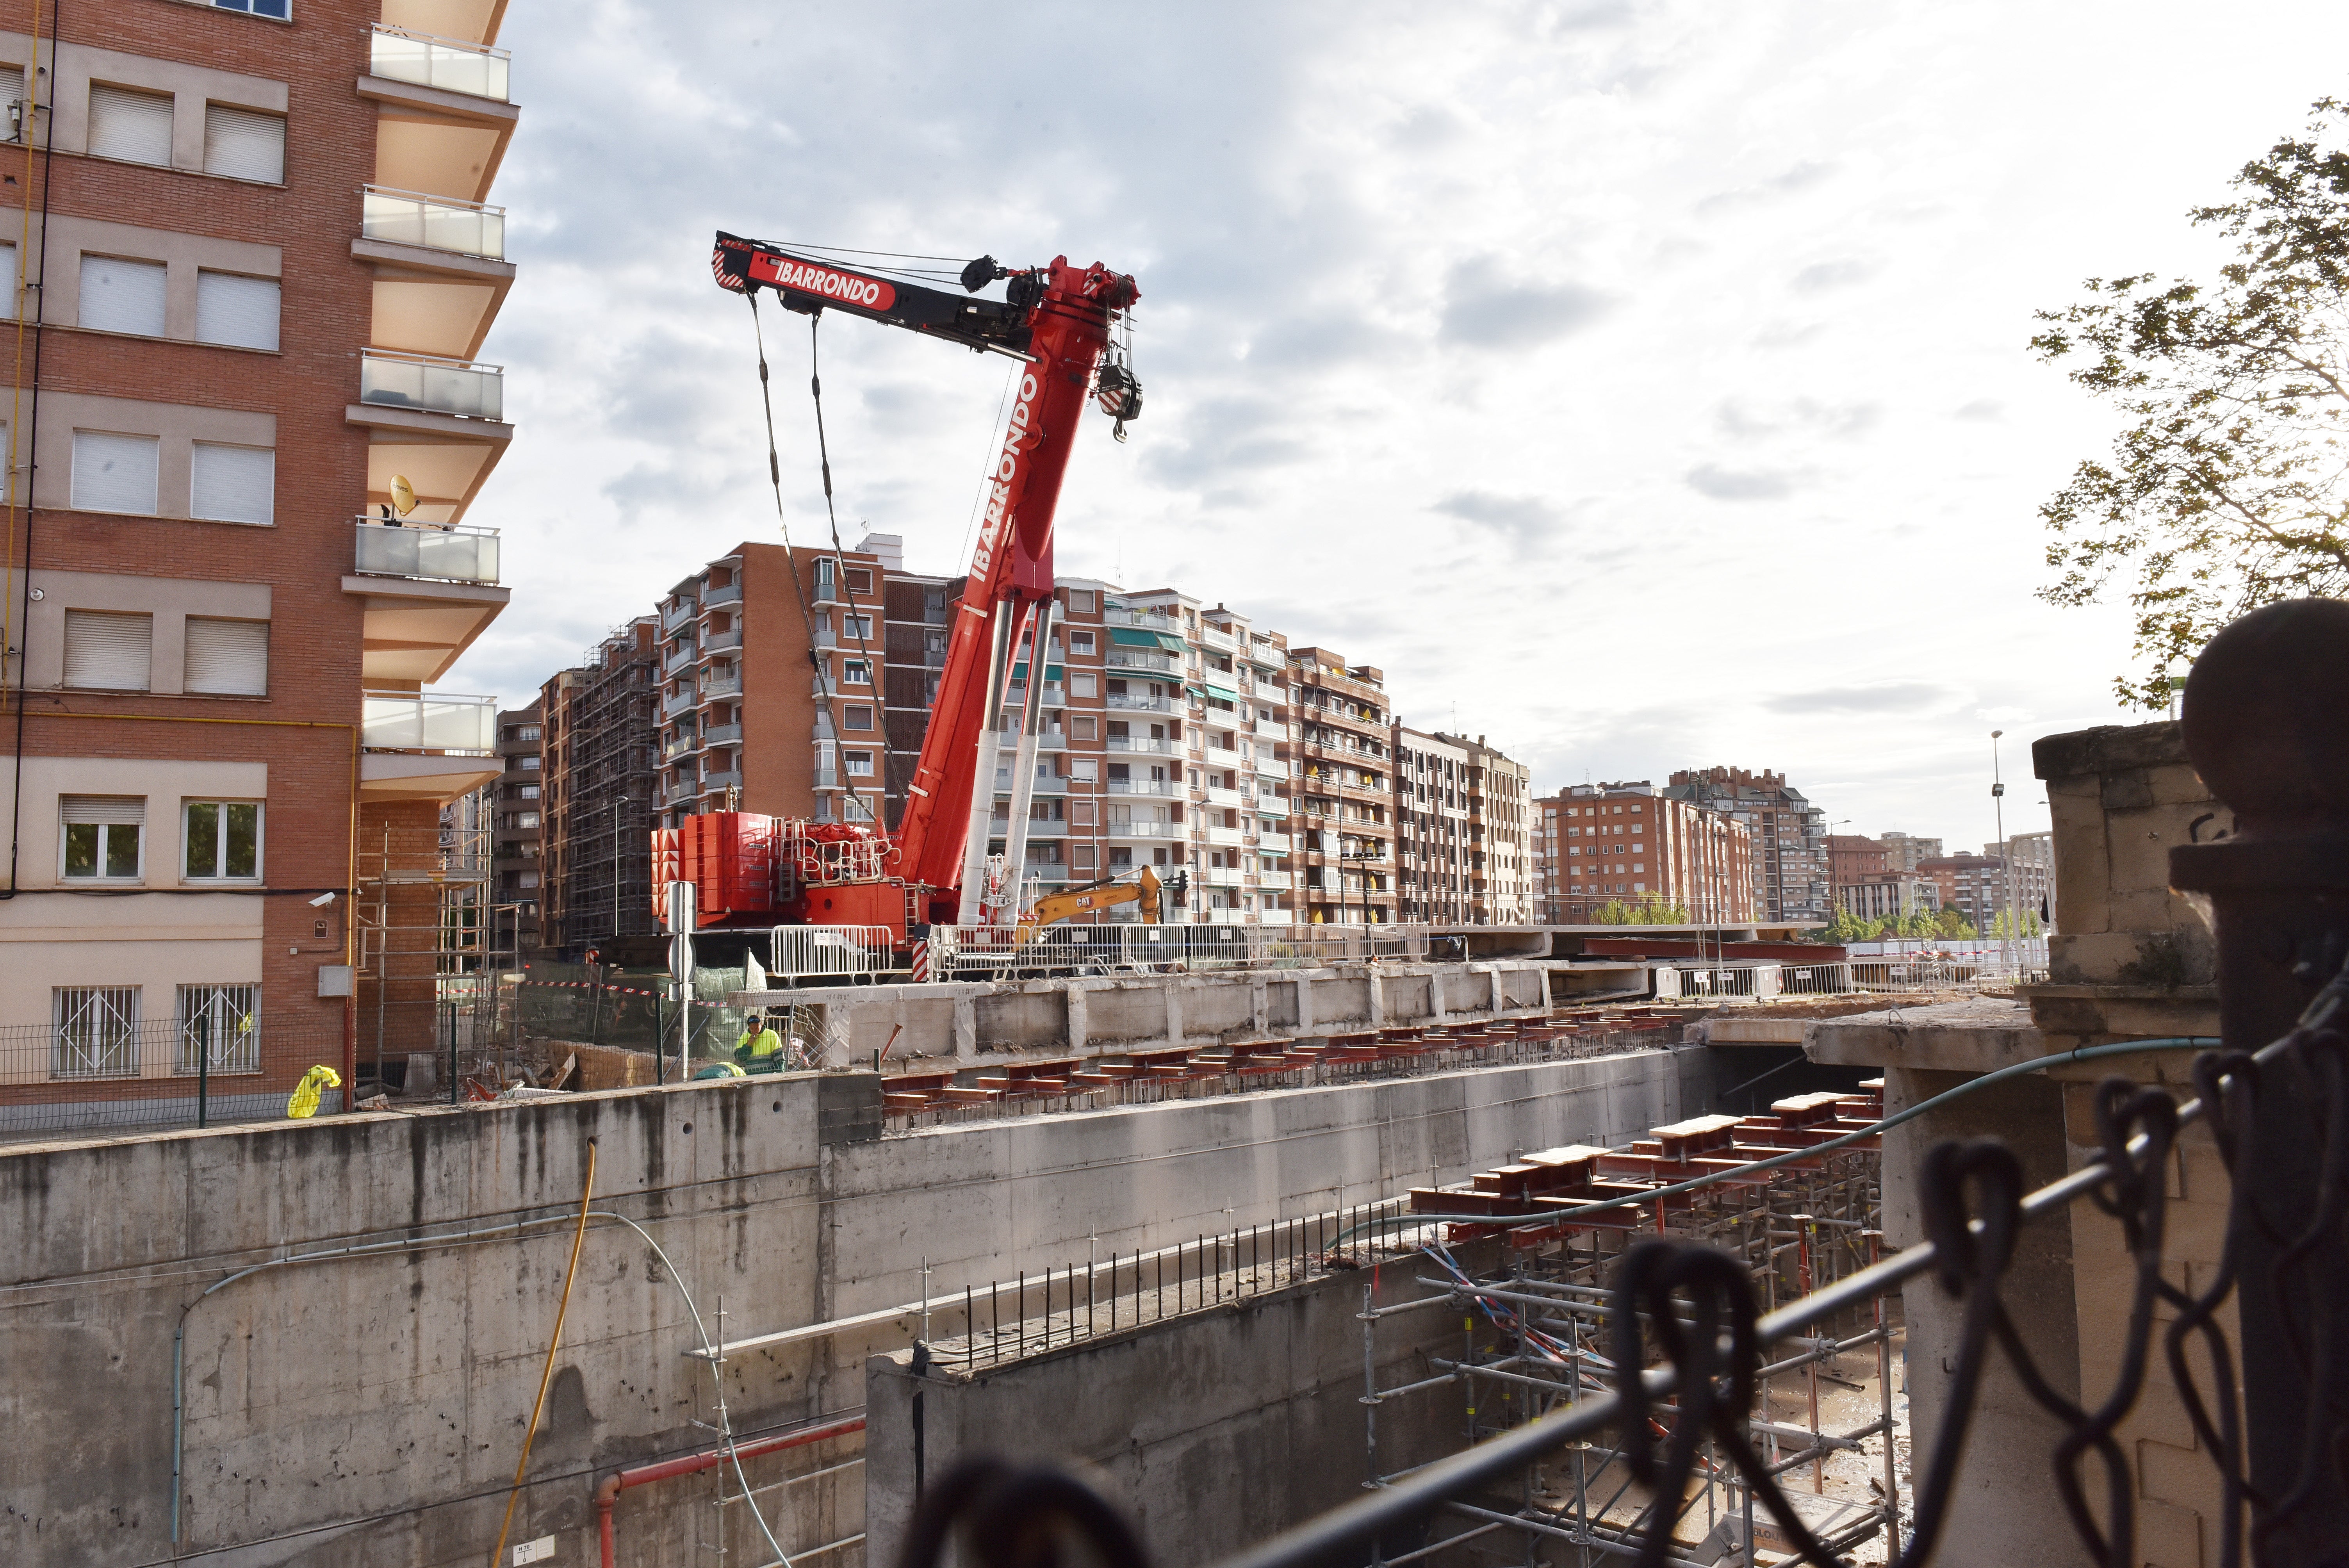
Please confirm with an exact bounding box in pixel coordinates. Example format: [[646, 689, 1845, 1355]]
[[390, 475, 417, 517]]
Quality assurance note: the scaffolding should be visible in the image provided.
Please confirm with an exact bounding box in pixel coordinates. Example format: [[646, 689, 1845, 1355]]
[[545, 621, 659, 957]]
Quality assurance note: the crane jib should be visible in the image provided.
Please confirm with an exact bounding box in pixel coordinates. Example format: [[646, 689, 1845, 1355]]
[[747, 252, 896, 311]]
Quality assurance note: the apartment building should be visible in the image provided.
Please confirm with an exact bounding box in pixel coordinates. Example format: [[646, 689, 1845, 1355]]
[[1664, 766, 1829, 925], [1839, 873, 1940, 922], [1456, 733, 1531, 924], [1533, 782, 1754, 923], [1919, 849, 2052, 932], [1826, 833, 1888, 891], [0, 2, 517, 1115], [1288, 647, 1394, 924], [539, 622, 656, 961], [490, 699, 542, 953], [1877, 830, 1942, 875], [1394, 728, 1472, 923]]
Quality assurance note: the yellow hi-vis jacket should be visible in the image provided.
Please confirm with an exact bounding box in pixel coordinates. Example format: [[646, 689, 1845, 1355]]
[[737, 1026, 783, 1061]]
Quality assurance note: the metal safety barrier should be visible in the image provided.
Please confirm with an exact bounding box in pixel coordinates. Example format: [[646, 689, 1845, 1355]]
[[768, 925, 896, 982], [921, 922, 1436, 978]]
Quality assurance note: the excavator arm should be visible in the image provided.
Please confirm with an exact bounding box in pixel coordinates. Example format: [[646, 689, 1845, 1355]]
[[1014, 866, 1178, 944], [711, 231, 1140, 932]]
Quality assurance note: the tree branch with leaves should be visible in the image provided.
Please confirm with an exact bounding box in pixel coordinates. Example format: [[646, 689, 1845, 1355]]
[[2033, 97, 2349, 707]]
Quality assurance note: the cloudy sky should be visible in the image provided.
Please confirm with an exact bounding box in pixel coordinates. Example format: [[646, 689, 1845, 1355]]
[[456, 0, 2349, 855]]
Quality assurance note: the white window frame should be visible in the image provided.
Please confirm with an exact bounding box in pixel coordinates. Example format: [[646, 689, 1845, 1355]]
[[844, 749, 875, 778], [181, 799, 263, 881], [841, 658, 872, 686], [60, 816, 144, 881]]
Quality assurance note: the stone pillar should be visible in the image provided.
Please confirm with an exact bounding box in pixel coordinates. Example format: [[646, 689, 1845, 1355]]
[[1063, 982, 1089, 1055], [2170, 598, 2349, 1556], [1367, 968, 1386, 1027], [1163, 981, 1185, 1048], [1249, 977, 1269, 1035], [1428, 969, 1448, 1023], [1295, 975, 1315, 1034], [951, 992, 978, 1063]]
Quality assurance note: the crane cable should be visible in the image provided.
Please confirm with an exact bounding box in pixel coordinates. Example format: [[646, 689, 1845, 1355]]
[[744, 293, 852, 829], [804, 315, 905, 816]]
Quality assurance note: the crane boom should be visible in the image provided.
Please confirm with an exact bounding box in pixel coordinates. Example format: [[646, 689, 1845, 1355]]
[[709, 233, 1141, 932]]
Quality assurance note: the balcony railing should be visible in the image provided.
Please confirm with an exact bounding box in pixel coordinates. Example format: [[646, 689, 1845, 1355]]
[[1106, 736, 1179, 756], [1200, 625, 1237, 652], [1253, 721, 1289, 742], [662, 642, 697, 675], [369, 23, 512, 102], [702, 675, 743, 701], [703, 722, 742, 747], [1258, 831, 1293, 853], [995, 731, 1068, 754], [1204, 786, 1247, 809], [1205, 826, 1246, 847], [1103, 820, 1183, 839], [363, 691, 495, 751], [700, 770, 742, 792], [1255, 798, 1292, 820], [1203, 745, 1242, 766], [1107, 650, 1177, 673], [1203, 866, 1245, 887], [1107, 693, 1176, 713], [661, 732, 701, 762], [1108, 779, 1180, 797], [702, 581, 743, 608], [660, 687, 697, 719], [704, 628, 743, 655], [360, 349, 504, 421], [1256, 870, 1294, 890], [1105, 607, 1176, 631], [351, 519, 499, 585], [661, 599, 698, 633], [359, 185, 506, 260]]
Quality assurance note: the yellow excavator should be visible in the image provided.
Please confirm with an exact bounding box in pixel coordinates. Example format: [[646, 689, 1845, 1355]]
[[1014, 865, 1184, 944]]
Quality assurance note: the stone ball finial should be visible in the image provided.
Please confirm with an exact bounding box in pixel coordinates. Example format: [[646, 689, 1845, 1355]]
[[2180, 597, 2349, 829]]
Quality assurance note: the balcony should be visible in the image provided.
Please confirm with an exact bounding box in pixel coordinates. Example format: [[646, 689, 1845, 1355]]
[[1108, 779, 1180, 797], [662, 641, 698, 676], [662, 731, 701, 763], [703, 581, 744, 609], [370, 24, 512, 101], [704, 722, 743, 747], [343, 524, 509, 686], [660, 687, 698, 720], [1258, 832, 1293, 852], [361, 690, 504, 802], [1203, 866, 1245, 888], [996, 731, 1069, 754], [1106, 693, 1176, 713], [1106, 607, 1177, 632], [702, 675, 743, 701], [1244, 641, 1285, 670], [1254, 798, 1292, 820], [1107, 650, 1178, 673], [1106, 736, 1179, 756], [704, 627, 743, 656], [1205, 826, 1246, 848], [1104, 820, 1184, 840], [661, 598, 698, 633], [361, 349, 503, 421], [361, 184, 506, 259], [1257, 870, 1294, 891], [1203, 744, 1242, 768], [1200, 624, 1237, 653], [700, 770, 743, 793], [1254, 721, 1289, 742], [1204, 786, 1247, 809]]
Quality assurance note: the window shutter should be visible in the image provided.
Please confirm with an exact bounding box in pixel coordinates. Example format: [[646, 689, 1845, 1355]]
[[62, 611, 153, 690], [203, 104, 283, 183], [190, 444, 274, 524], [194, 271, 280, 351], [79, 255, 167, 336], [71, 430, 160, 514], [59, 795, 146, 825], [88, 84, 174, 166], [184, 617, 269, 696]]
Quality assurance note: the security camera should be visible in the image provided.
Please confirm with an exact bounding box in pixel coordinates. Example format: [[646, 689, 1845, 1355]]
[[308, 891, 337, 908]]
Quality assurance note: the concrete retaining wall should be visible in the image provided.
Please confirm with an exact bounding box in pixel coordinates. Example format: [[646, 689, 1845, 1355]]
[[744, 961, 1554, 1065], [0, 1045, 1715, 1568]]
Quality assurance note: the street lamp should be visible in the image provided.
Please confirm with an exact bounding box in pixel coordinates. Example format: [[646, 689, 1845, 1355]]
[[1990, 731, 2014, 976]]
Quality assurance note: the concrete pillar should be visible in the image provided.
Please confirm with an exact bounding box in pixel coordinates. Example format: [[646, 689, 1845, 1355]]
[[1249, 977, 1269, 1035], [952, 992, 978, 1062], [1429, 969, 1448, 1023], [1064, 982, 1088, 1054], [1367, 968, 1386, 1026], [1164, 982, 1185, 1047], [1295, 975, 1314, 1034]]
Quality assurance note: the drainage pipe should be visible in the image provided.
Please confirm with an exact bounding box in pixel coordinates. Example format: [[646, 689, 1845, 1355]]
[[595, 1415, 865, 1568]]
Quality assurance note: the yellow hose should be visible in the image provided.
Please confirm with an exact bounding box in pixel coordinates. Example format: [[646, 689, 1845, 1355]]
[[491, 1138, 598, 1566]]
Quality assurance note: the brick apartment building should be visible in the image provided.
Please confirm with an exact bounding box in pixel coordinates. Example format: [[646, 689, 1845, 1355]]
[[1920, 844, 2054, 932], [1289, 647, 1395, 924], [1395, 727, 1532, 925], [1664, 766, 1829, 925], [0, 1, 517, 1119], [1877, 830, 1941, 874], [1838, 872, 1941, 921], [1532, 782, 1754, 923], [533, 538, 1309, 941], [539, 621, 656, 960]]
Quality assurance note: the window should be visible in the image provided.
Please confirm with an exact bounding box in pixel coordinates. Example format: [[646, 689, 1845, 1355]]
[[71, 430, 160, 514], [62, 609, 153, 690], [0, 66, 22, 146], [183, 801, 260, 878], [843, 614, 873, 639], [845, 749, 874, 777], [1069, 589, 1094, 612], [88, 85, 173, 167], [1071, 715, 1096, 740], [208, 0, 292, 16], [184, 617, 268, 694], [517, 811, 539, 829], [79, 255, 166, 335], [519, 725, 541, 741], [203, 104, 285, 183], [177, 983, 259, 1074], [190, 444, 275, 524], [519, 755, 540, 770], [1069, 631, 1096, 654], [61, 795, 144, 879], [843, 706, 873, 731], [1069, 672, 1098, 699], [195, 271, 281, 350], [842, 659, 871, 686], [846, 567, 872, 593], [53, 986, 140, 1079], [519, 784, 539, 799]]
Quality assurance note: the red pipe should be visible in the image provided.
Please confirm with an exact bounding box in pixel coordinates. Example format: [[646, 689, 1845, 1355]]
[[596, 1416, 864, 1568]]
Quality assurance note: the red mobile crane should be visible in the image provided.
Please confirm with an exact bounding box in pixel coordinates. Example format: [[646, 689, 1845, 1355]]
[[651, 233, 1142, 950]]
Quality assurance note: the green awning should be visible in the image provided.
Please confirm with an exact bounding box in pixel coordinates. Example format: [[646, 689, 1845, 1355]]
[[1112, 627, 1187, 654], [1010, 662, 1066, 682], [1201, 682, 1242, 704]]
